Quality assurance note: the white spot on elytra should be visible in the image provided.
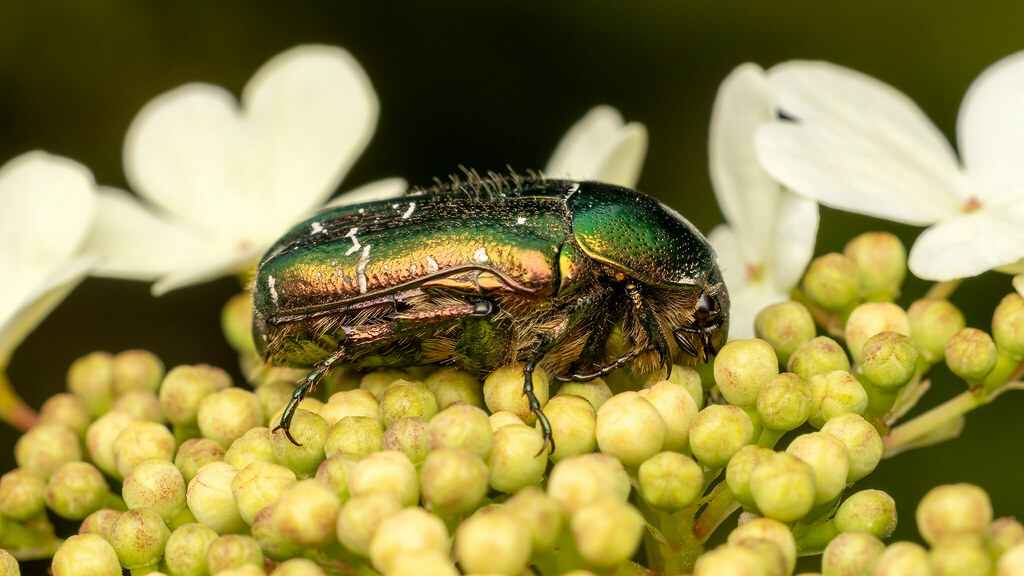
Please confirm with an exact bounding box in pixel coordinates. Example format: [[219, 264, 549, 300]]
[[392, 203, 400, 209], [268, 276, 278, 305], [568, 182, 580, 193], [474, 247, 489, 263], [310, 221, 325, 234], [426, 256, 439, 273], [357, 245, 372, 294], [516, 216, 527, 225], [410, 263, 418, 275], [402, 202, 416, 219], [344, 227, 361, 255]]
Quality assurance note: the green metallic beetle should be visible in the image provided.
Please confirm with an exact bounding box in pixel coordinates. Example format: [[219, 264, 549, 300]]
[[253, 174, 729, 453]]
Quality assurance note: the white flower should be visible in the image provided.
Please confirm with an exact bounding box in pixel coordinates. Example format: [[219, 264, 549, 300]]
[[707, 64, 819, 340], [755, 52, 1024, 296], [0, 152, 99, 367], [545, 105, 648, 187], [84, 44, 404, 295]]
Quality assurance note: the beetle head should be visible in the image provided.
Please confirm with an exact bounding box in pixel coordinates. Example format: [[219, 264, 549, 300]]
[[672, 285, 729, 363]]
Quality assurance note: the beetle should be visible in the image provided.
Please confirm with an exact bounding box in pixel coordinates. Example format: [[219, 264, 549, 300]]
[[253, 173, 729, 453]]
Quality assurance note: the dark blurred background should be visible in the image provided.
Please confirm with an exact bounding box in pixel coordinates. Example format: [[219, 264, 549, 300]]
[[4, 0, 1024, 555]]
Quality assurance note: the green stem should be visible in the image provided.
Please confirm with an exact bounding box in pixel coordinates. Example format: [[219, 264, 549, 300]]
[[0, 371, 37, 431], [883, 388, 985, 457], [0, 516, 61, 559], [924, 279, 962, 300], [794, 519, 838, 554], [692, 484, 739, 543], [791, 289, 845, 340]]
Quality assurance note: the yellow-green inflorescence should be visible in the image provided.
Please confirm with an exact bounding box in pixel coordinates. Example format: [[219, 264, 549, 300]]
[[3, 231, 1024, 575]]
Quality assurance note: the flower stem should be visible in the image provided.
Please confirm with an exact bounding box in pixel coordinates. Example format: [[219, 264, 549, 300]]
[[883, 388, 985, 457], [692, 483, 739, 543], [791, 289, 845, 340], [0, 371, 37, 431], [924, 279, 962, 300]]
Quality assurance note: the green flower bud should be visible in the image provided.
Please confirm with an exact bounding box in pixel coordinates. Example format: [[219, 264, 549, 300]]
[[993, 292, 1024, 360], [421, 449, 488, 515], [917, 483, 992, 545], [488, 424, 547, 493], [873, 541, 930, 576], [595, 391, 666, 467], [335, 492, 402, 557], [267, 479, 341, 548], [728, 517, 797, 576], [253, 381, 294, 423], [159, 365, 231, 427], [315, 454, 357, 500], [206, 534, 264, 574], [52, 534, 120, 576], [845, 302, 911, 365], [571, 498, 645, 568], [211, 563, 264, 576], [786, 432, 849, 505], [860, 331, 918, 391], [45, 461, 110, 520], [989, 517, 1024, 559], [122, 459, 187, 522], [998, 543, 1024, 576], [908, 299, 966, 363], [541, 394, 597, 461], [945, 328, 998, 382], [756, 372, 812, 432], [379, 379, 438, 427], [821, 532, 884, 576], [802, 252, 860, 311], [0, 469, 46, 520], [638, 451, 703, 511], [386, 550, 458, 576], [547, 453, 630, 514], [0, 550, 16, 576], [844, 231, 907, 299], [689, 404, 754, 469], [455, 510, 532, 576], [489, 410, 525, 431], [318, 388, 380, 426], [270, 558, 326, 576], [820, 414, 883, 482], [755, 301, 817, 367], [639, 381, 699, 452], [222, 293, 257, 355], [427, 403, 493, 460], [175, 438, 227, 485], [750, 452, 817, 522], [78, 508, 121, 539], [714, 339, 780, 409], [506, 487, 563, 551], [556, 378, 614, 411], [484, 364, 549, 426], [67, 352, 115, 417], [14, 423, 81, 480], [787, 336, 852, 381], [113, 421, 176, 478], [325, 415, 383, 458], [270, 410, 328, 477], [112, 349, 165, 395], [222, 427, 272, 471], [692, 544, 764, 576], [726, 444, 775, 508], [807, 370, 868, 428], [382, 417, 429, 464], [110, 507, 171, 570], [834, 489, 897, 538], [369, 507, 449, 574], [348, 451, 419, 506], [249, 503, 302, 561], [112, 390, 165, 423], [198, 388, 264, 448], [187, 462, 247, 534], [423, 368, 485, 409], [230, 461, 296, 525], [930, 536, 992, 575], [39, 393, 91, 438], [85, 411, 137, 477], [730, 537, 788, 576], [360, 368, 413, 400]]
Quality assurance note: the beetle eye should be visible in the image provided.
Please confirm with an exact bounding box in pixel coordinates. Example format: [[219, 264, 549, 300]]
[[696, 293, 716, 320]]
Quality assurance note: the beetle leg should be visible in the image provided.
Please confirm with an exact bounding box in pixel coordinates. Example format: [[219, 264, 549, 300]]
[[628, 283, 673, 380], [524, 341, 556, 456], [553, 345, 656, 383]]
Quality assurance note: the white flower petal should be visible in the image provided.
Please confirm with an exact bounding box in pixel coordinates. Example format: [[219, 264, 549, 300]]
[[125, 44, 378, 242], [84, 187, 215, 280], [708, 224, 788, 341], [0, 152, 97, 326], [709, 64, 782, 262], [908, 205, 1024, 281], [151, 248, 264, 296], [323, 178, 407, 209], [772, 192, 819, 291], [957, 50, 1024, 205], [545, 105, 647, 187]]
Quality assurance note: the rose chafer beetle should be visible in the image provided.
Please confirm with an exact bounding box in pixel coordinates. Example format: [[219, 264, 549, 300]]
[[253, 174, 729, 453]]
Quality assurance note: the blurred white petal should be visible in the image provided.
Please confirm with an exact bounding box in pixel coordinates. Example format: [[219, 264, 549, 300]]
[[710, 64, 782, 263], [708, 224, 790, 341], [772, 192, 819, 290], [1013, 274, 1024, 297], [152, 248, 264, 296], [908, 203, 1024, 281], [957, 51, 1024, 205], [545, 105, 647, 187], [323, 178, 407, 209], [85, 188, 215, 280]]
